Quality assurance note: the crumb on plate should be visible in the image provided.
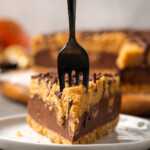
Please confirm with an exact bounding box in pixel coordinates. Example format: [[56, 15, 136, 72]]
[[17, 131, 23, 137]]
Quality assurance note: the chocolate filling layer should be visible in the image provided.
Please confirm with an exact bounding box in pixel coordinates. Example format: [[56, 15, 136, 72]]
[[90, 52, 118, 69], [34, 50, 57, 68], [120, 67, 150, 84], [34, 50, 117, 70], [28, 92, 121, 142]]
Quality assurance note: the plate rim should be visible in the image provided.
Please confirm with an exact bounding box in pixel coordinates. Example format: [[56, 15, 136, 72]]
[[0, 113, 150, 148]]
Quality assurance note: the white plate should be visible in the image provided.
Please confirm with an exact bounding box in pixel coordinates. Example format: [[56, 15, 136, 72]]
[[0, 70, 34, 86], [0, 114, 150, 150]]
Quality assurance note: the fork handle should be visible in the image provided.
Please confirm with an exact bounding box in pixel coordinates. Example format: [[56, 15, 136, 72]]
[[67, 0, 76, 40]]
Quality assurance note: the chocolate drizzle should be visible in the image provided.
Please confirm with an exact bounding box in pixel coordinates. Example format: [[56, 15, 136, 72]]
[[108, 80, 112, 96], [54, 91, 62, 99], [68, 99, 73, 116], [32, 73, 42, 79], [32, 72, 58, 87], [102, 81, 106, 98], [32, 72, 117, 89], [93, 73, 96, 83]]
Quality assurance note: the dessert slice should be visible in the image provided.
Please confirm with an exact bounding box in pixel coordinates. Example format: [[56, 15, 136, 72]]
[[27, 72, 121, 144], [117, 34, 150, 94], [31, 30, 150, 95]]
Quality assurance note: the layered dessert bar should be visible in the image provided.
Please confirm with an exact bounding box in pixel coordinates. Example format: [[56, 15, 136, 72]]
[[27, 72, 121, 144], [117, 32, 150, 94], [31, 30, 150, 94], [31, 31, 127, 73]]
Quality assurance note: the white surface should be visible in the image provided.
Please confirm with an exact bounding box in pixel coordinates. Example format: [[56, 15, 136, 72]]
[[0, 114, 150, 150], [0, 70, 35, 86], [0, 0, 150, 36]]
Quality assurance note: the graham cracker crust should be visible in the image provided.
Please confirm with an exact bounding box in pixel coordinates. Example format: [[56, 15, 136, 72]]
[[27, 115, 119, 144]]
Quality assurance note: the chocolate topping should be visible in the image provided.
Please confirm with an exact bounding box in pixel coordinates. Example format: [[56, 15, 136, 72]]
[[32, 72, 58, 87], [32, 73, 42, 79], [32, 72, 117, 89], [50, 77, 58, 85], [129, 36, 147, 49], [68, 99, 73, 115], [102, 81, 106, 97]]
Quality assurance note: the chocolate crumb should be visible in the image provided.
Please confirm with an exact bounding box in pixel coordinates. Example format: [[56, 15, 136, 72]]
[[103, 73, 112, 77], [102, 81, 105, 98], [41, 72, 50, 78], [95, 87, 97, 92], [50, 77, 58, 85], [93, 73, 96, 83], [46, 79, 50, 86], [82, 112, 90, 127], [32, 72, 118, 89], [54, 91, 62, 99], [68, 99, 73, 116], [108, 80, 112, 96], [88, 116, 91, 120], [32, 73, 42, 79], [83, 114, 87, 127], [38, 78, 41, 84]]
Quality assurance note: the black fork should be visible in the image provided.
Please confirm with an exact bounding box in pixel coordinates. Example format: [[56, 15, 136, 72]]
[[57, 0, 89, 92]]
